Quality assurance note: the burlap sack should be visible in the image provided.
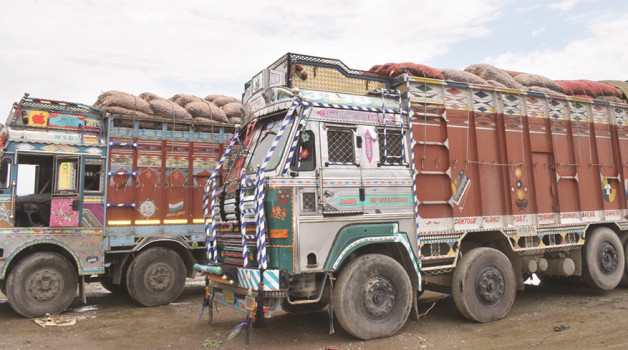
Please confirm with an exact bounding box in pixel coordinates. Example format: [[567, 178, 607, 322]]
[[100, 105, 154, 118], [185, 101, 228, 123], [150, 98, 193, 120], [204, 94, 224, 102], [139, 92, 161, 102], [222, 102, 243, 119], [228, 117, 242, 124], [464, 64, 523, 90], [96, 91, 153, 115], [486, 80, 508, 89], [555, 80, 595, 96], [439, 68, 488, 85], [384, 62, 444, 79], [213, 96, 240, 107], [514, 73, 563, 93], [596, 95, 627, 104], [174, 94, 204, 107]]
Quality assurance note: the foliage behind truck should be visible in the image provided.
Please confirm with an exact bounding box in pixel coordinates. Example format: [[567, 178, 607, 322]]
[[197, 53, 628, 341], [0, 94, 235, 317]]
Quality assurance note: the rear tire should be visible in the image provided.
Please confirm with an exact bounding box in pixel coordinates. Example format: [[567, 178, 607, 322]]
[[126, 247, 186, 307], [333, 254, 412, 340], [6, 252, 77, 317], [583, 228, 624, 291], [452, 247, 516, 323], [619, 233, 628, 288]]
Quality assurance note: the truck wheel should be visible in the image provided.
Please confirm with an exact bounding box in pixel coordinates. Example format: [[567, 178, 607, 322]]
[[619, 233, 628, 288], [0, 279, 6, 296], [126, 247, 186, 307], [6, 252, 77, 317], [583, 227, 624, 291], [452, 247, 516, 323], [333, 254, 412, 340]]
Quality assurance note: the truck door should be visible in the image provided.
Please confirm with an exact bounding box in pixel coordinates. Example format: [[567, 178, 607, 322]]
[[319, 123, 363, 215], [50, 156, 81, 227]]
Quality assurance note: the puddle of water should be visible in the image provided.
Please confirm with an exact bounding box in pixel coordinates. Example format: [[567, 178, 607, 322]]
[[73, 305, 99, 313]]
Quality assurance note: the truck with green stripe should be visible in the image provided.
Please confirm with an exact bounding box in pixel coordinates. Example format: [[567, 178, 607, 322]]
[[198, 53, 628, 341]]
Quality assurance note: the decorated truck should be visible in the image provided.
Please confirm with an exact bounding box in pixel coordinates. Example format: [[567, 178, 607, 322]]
[[196, 53, 628, 341], [0, 94, 235, 317]]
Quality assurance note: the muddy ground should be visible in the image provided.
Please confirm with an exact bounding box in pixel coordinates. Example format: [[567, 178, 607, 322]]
[[1, 277, 627, 349]]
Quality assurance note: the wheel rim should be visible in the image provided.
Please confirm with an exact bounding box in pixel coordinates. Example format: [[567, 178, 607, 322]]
[[27, 269, 63, 304], [145, 263, 173, 293], [361, 275, 396, 320], [475, 266, 505, 306], [598, 241, 619, 274]]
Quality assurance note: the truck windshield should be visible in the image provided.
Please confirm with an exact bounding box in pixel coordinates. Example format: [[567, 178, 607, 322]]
[[245, 114, 293, 174]]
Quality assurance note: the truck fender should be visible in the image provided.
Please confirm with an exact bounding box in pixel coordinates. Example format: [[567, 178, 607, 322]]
[[323, 223, 421, 287], [1, 239, 82, 279]]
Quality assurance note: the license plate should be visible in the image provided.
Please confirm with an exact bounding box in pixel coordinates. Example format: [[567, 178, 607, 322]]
[[223, 290, 234, 304], [244, 295, 256, 310]]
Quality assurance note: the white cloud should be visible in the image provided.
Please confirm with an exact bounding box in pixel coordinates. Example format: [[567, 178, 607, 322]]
[[0, 0, 503, 111], [531, 27, 546, 37], [548, 0, 579, 11], [486, 13, 628, 80]]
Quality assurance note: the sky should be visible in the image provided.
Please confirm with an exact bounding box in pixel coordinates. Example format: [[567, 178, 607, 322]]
[[0, 0, 627, 114]]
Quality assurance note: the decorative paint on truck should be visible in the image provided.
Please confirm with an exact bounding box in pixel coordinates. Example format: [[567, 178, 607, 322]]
[[195, 54, 628, 343], [0, 94, 235, 318]]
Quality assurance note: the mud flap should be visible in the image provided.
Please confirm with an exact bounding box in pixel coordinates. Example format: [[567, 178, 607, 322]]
[[328, 273, 335, 334], [409, 287, 420, 321], [79, 276, 87, 304]]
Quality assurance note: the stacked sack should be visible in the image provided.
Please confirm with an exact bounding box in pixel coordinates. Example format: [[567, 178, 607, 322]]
[[368, 62, 444, 79], [93, 91, 244, 125], [555, 80, 626, 103], [369, 59, 628, 104]]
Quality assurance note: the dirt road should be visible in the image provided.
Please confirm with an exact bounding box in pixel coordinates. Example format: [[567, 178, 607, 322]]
[[1, 278, 627, 349]]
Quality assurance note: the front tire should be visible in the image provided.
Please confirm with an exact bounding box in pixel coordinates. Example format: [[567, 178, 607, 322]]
[[452, 247, 516, 323], [126, 247, 186, 307], [333, 254, 412, 340], [6, 252, 77, 317], [582, 227, 624, 291]]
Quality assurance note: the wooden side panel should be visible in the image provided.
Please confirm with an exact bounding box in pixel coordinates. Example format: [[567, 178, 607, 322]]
[[164, 141, 190, 222], [591, 104, 621, 219], [502, 94, 533, 218], [107, 142, 135, 223], [412, 103, 452, 220], [547, 99, 578, 220], [472, 90, 507, 216], [192, 143, 220, 222], [135, 140, 163, 223], [614, 107, 628, 215], [569, 101, 602, 217], [443, 86, 481, 224]]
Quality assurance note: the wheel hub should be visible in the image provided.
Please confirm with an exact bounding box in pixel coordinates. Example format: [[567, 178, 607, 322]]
[[598, 241, 619, 274], [362, 276, 396, 320], [146, 263, 173, 292], [476, 266, 505, 306], [28, 269, 63, 302]]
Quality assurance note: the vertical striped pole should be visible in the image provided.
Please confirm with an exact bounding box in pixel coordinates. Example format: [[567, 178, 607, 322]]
[[406, 76, 422, 279], [239, 168, 249, 268], [381, 89, 388, 163], [254, 101, 298, 269], [204, 132, 239, 263], [282, 103, 311, 175]]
